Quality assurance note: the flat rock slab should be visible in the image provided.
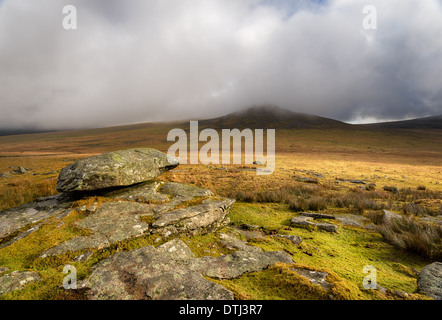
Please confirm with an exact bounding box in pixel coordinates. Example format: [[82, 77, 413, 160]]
[[0, 193, 75, 240], [300, 212, 335, 220], [417, 262, 442, 300], [334, 214, 376, 230], [39, 182, 234, 258], [81, 239, 293, 300], [291, 216, 338, 233], [56, 148, 179, 192], [0, 271, 41, 296]]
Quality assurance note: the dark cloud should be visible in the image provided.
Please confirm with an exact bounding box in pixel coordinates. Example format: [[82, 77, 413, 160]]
[[0, 0, 441, 129]]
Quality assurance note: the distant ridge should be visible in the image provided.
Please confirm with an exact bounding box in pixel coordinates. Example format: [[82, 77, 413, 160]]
[[198, 105, 348, 129], [0, 129, 59, 137], [363, 115, 442, 130]]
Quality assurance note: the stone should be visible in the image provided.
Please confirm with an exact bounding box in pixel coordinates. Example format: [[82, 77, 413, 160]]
[[291, 267, 333, 290], [417, 262, 442, 300], [39, 182, 234, 257], [152, 198, 234, 238], [301, 178, 318, 184], [11, 166, 30, 174], [81, 239, 293, 300], [219, 233, 262, 252], [300, 212, 335, 220], [291, 216, 338, 233], [380, 210, 403, 224], [0, 271, 41, 296], [383, 186, 399, 194], [0, 193, 74, 240], [77, 202, 153, 243], [56, 148, 179, 192], [40, 235, 110, 258], [273, 234, 303, 245], [350, 180, 366, 185], [334, 214, 376, 230], [315, 223, 338, 233]]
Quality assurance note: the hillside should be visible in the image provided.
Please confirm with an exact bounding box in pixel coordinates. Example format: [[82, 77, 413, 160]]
[[198, 105, 349, 129], [363, 115, 442, 130]]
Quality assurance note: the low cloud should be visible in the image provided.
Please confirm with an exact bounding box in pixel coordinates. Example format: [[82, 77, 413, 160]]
[[0, 0, 441, 130]]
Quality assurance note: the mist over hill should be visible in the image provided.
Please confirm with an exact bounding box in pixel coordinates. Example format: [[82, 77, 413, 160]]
[[362, 115, 442, 130], [198, 105, 349, 129], [0, 105, 441, 137]]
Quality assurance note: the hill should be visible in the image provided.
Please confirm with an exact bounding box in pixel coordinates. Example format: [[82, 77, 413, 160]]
[[363, 115, 442, 130], [198, 105, 348, 129]]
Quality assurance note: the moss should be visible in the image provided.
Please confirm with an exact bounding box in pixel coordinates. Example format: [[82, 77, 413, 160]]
[[212, 263, 331, 300], [180, 229, 235, 258], [225, 202, 430, 299], [139, 215, 156, 225]]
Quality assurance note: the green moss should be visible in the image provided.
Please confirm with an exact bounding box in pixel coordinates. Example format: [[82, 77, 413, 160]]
[[180, 229, 235, 258], [225, 202, 430, 299]]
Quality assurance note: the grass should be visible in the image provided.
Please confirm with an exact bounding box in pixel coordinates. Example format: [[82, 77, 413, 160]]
[[378, 215, 442, 261], [223, 202, 430, 299]]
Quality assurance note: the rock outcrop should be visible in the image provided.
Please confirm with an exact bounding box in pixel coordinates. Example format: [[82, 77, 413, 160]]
[[0, 148, 301, 299], [80, 238, 293, 300]]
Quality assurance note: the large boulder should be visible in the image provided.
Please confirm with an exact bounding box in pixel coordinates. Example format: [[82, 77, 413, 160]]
[[56, 148, 179, 192], [417, 262, 442, 300]]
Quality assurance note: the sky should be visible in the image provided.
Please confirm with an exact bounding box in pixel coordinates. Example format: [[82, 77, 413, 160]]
[[0, 0, 441, 130]]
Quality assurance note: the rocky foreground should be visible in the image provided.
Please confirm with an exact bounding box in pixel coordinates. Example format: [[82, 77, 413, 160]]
[[0, 148, 296, 299]]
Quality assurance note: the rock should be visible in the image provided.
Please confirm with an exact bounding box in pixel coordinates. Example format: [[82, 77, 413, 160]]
[[315, 223, 338, 233], [334, 214, 376, 230], [300, 212, 335, 220], [366, 183, 376, 191], [235, 228, 267, 240], [301, 178, 318, 184], [11, 166, 30, 174], [273, 234, 302, 245], [40, 235, 110, 258], [39, 182, 234, 257], [291, 215, 314, 227], [219, 233, 262, 252], [291, 216, 338, 233], [0, 271, 41, 296], [383, 186, 399, 194], [152, 198, 234, 238], [0, 193, 74, 239], [81, 239, 293, 300], [380, 210, 403, 224], [0, 172, 10, 178], [417, 262, 442, 300], [291, 268, 333, 290], [240, 223, 261, 230], [194, 250, 294, 279], [56, 148, 179, 192], [350, 180, 366, 185]]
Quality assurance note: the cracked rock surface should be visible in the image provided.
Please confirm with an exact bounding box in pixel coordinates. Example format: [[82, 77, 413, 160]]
[[81, 238, 293, 300]]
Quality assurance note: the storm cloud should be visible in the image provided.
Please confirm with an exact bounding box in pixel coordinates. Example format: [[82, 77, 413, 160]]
[[0, 0, 441, 130]]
